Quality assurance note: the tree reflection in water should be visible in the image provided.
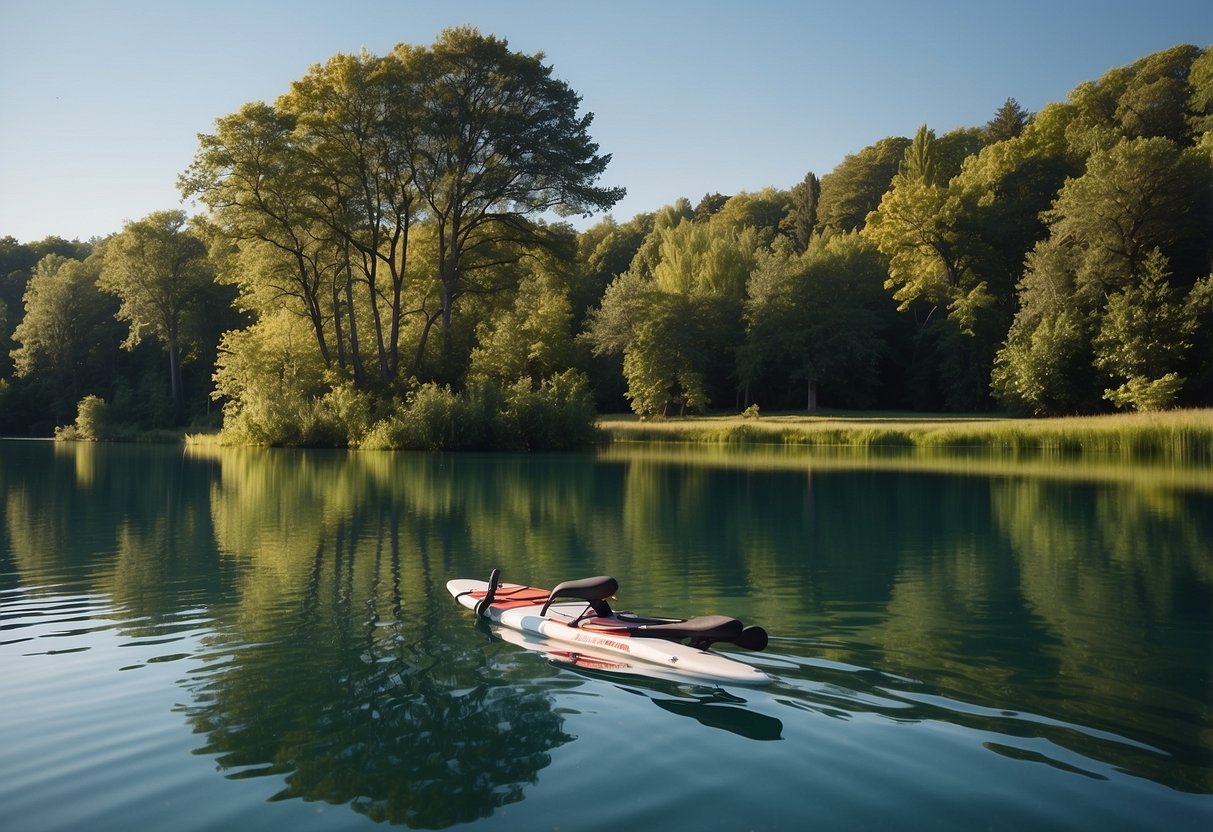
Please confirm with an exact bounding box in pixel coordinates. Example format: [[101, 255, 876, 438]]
[[177, 517, 573, 828]]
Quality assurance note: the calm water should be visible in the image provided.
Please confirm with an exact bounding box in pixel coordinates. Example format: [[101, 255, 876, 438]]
[[1, 439, 1210, 831]]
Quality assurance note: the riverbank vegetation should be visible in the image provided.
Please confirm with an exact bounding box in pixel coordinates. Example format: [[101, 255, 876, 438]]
[[1, 34, 1210, 450], [597, 408, 1213, 464]]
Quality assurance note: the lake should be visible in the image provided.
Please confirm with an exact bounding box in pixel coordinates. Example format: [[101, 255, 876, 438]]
[[1, 439, 1210, 831]]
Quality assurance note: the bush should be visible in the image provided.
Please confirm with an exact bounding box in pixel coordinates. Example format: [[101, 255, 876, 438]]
[[360, 371, 597, 451], [55, 395, 110, 441], [503, 370, 597, 450]]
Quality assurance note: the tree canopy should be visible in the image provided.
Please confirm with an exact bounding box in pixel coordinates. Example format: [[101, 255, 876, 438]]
[[2, 41, 1210, 442]]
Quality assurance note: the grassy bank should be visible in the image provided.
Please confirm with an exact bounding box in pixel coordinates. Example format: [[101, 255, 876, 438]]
[[596, 409, 1213, 464]]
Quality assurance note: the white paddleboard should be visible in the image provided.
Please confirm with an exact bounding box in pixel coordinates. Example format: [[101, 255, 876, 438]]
[[448, 577, 771, 686]]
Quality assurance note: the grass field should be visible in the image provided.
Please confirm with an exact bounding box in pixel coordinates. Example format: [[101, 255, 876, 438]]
[[595, 408, 1213, 463]]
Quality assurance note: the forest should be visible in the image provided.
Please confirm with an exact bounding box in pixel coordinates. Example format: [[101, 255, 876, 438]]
[[1, 30, 1210, 449]]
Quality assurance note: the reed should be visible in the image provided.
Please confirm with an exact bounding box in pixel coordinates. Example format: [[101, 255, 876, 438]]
[[597, 409, 1213, 464]]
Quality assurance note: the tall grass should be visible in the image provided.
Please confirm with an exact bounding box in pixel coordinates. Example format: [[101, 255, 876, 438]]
[[597, 409, 1213, 464]]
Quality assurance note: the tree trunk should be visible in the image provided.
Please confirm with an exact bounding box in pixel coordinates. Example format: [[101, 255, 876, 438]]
[[411, 310, 441, 377], [806, 378, 818, 414], [344, 267, 365, 386], [331, 274, 347, 370], [168, 341, 184, 424]]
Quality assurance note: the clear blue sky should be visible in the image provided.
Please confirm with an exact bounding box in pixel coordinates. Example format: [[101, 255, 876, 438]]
[[1, 0, 1209, 243]]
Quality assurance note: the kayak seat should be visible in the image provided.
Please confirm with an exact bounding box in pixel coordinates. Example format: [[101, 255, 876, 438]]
[[634, 614, 743, 642], [540, 576, 619, 617]]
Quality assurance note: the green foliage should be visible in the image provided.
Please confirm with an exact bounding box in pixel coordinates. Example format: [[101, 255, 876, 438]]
[[8, 43, 1213, 438], [816, 136, 910, 234], [469, 254, 581, 386], [360, 370, 596, 451], [183, 27, 623, 394], [783, 172, 821, 252], [992, 302, 1097, 415], [1103, 374, 1185, 412], [502, 370, 598, 450], [1046, 137, 1210, 295], [585, 215, 759, 418], [99, 210, 213, 423], [619, 303, 708, 419], [212, 312, 340, 446], [1189, 48, 1213, 135], [54, 395, 111, 441], [985, 98, 1030, 143], [75, 394, 108, 439], [9, 252, 119, 425], [1093, 250, 1193, 411], [740, 233, 890, 410], [900, 124, 941, 184]]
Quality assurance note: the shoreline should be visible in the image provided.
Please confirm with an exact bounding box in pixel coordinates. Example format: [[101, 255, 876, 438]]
[[594, 408, 1213, 463]]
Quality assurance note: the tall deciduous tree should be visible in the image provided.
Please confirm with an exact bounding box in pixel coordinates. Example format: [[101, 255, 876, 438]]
[[99, 210, 213, 423], [469, 248, 581, 385], [1044, 136, 1210, 297], [183, 27, 623, 394], [740, 234, 888, 411], [992, 133, 1213, 415], [583, 218, 756, 417], [180, 102, 346, 373], [282, 49, 425, 386], [816, 136, 910, 234], [10, 253, 117, 422], [864, 125, 995, 334], [411, 27, 624, 363]]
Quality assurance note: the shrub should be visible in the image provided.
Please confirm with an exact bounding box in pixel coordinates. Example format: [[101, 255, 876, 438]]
[[360, 371, 597, 451], [56, 395, 110, 441]]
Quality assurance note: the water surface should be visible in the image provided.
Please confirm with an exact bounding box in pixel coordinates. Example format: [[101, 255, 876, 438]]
[[1, 440, 1210, 830]]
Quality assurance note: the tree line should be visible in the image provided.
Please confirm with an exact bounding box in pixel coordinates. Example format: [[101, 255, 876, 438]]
[[1, 33, 1210, 446]]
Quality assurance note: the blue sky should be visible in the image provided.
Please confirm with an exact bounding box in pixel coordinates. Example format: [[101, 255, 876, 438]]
[[1, 0, 1209, 243]]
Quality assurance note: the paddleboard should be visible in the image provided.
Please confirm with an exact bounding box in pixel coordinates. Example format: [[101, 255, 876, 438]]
[[448, 575, 771, 686]]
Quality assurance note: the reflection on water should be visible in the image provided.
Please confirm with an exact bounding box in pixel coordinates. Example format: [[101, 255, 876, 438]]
[[1, 440, 1211, 830]]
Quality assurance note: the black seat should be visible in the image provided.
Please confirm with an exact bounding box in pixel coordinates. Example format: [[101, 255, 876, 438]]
[[634, 614, 743, 642], [540, 575, 619, 616]]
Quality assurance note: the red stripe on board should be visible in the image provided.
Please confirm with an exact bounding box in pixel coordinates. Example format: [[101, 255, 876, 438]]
[[467, 585, 551, 609]]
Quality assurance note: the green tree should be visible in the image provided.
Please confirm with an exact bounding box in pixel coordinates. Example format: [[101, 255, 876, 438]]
[[740, 234, 889, 411], [816, 136, 910, 234], [692, 192, 729, 221], [10, 253, 118, 423], [708, 188, 790, 244], [1093, 250, 1194, 411], [992, 133, 1213, 415], [1065, 44, 1203, 154], [985, 98, 1030, 143], [573, 213, 652, 324], [185, 28, 623, 396], [623, 199, 694, 281], [990, 241, 1101, 415], [583, 220, 757, 417], [1188, 47, 1213, 136], [1046, 137, 1211, 297], [783, 171, 820, 252], [412, 27, 624, 364], [864, 125, 995, 335], [469, 251, 581, 385], [211, 309, 336, 445], [99, 210, 213, 423]]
